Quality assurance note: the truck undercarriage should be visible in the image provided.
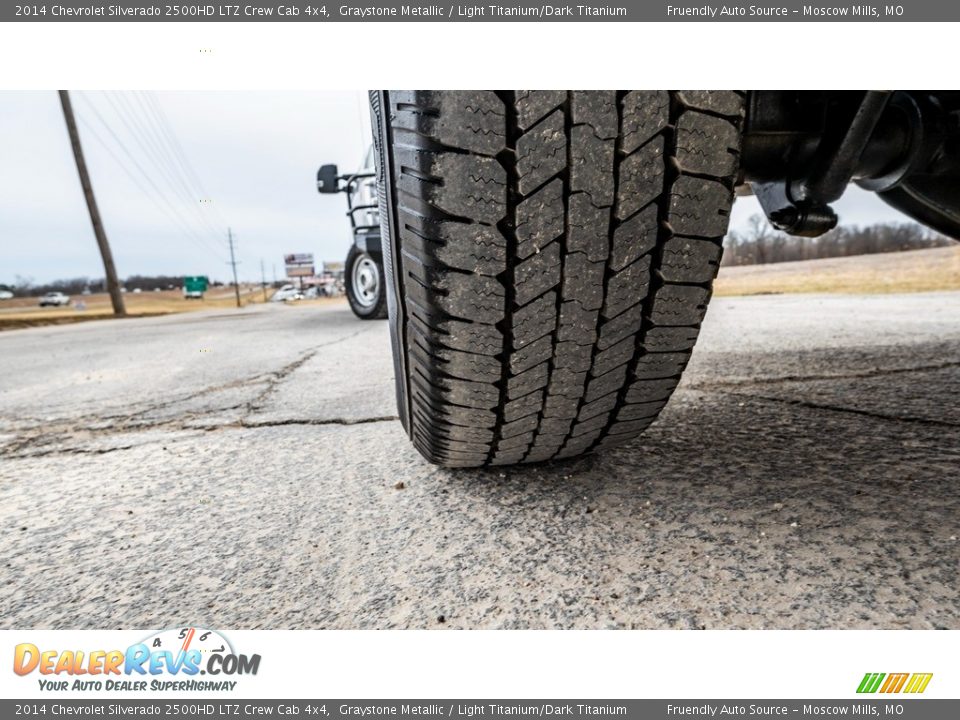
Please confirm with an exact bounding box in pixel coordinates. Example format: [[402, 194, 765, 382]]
[[741, 90, 960, 239]]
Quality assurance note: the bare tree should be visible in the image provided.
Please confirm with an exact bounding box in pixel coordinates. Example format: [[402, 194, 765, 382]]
[[722, 215, 952, 267]]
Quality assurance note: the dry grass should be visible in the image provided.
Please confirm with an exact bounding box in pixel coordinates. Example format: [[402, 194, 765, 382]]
[[0, 287, 275, 330], [714, 244, 960, 297]]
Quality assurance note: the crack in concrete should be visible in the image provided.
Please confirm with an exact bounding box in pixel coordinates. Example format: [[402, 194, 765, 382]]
[[1, 325, 381, 460], [239, 416, 398, 428], [4, 444, 139, 460], [688, 358, 960, 391], [8, 325, 378, 433], [719, 389, 960, 429]]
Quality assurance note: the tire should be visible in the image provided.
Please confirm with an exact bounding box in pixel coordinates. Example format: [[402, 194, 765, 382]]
[[345, 245, 388, 319], [373, 91, 744, 467]]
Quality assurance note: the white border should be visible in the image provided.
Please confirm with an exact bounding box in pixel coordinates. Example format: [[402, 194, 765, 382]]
[[0, 22, 958, 90]]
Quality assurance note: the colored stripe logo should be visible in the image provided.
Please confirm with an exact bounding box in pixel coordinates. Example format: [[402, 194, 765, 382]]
[[857, 673, 933, 694]]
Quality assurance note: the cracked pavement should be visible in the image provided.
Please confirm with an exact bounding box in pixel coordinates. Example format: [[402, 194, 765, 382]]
[[1, 293, 959, 629]]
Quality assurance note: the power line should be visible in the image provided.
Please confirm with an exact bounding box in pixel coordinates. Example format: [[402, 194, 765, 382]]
[[141, 91, 232, 233], [129, 91, 226, 237], [76, 94, 229, 265], [102, 91, 226, 243], [77, 115, 227, 266], [77, 95, 226, 264]]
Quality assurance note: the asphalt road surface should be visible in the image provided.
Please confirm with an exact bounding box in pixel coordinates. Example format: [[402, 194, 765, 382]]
[[2, 292, 958, 629]]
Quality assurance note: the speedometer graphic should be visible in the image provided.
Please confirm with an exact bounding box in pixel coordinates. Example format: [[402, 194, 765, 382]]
[[140, 627, 234, 658]]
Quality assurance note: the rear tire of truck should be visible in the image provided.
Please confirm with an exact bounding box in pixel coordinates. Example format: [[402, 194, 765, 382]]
[[372, 90, 745, 467], [345, 245, 388, 319]]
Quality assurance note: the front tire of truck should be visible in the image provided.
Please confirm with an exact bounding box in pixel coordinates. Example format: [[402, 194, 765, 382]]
[[345, 245, 388, 319], [373, 90, 744, 467]]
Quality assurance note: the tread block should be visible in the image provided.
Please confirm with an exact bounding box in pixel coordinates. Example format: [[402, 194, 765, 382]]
[[396, 149, 507, 224], [611, 204, 658, 271], [499, 431, 535, 451], [570, 125, 615, 204], [617, 136, 665, 220], [562, 253, 605, 311], [625, 378, 680, 403], [598, 303, 643, 350], [621, 91, 670, 154], [553, 341, 593, 372], [510, 334, 554, 375], [516, 90, 566, 131], [669, 175, 733, 238], [409, 336, 501, 383], [409, 315, 502, 356], [584, 365, 627, 403], [568, 193, 612, 261], [400, 210, 506, 277], [602, 256, 651, 320], [660, 236, 723, 284], [414, 373, 500, 409], [410, 272, 504, 325], [516, 179, 564, 259], [544, 394, 581, 419], [557, 300, 598, 344], [571, 413, 610, 437], [517, 109, 566, 195], [391, 91, 506, 156], [633, 352, 688, 380], [504, 391, 544, 423], [676, 111, 741, 177], [513, 292, 557, 347], [675, 90, 746, 118], [643, 326, 700, 352], [591, 335, 635, 378], [507, 361, 550, 399], [649, 284, 711, 326], [578, 391, 619, 422], [514, 241, 561, 306], [571, 91, 618, 140], [501, 413, 541, 439]]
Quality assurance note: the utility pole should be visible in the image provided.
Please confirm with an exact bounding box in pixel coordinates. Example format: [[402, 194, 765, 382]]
[[260, 259, 268, 302], [227, 228, 241, 308], [59, 90, 126, 316]]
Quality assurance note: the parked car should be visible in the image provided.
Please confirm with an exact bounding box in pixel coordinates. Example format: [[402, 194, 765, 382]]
[[38, 292, 71, 307], [364, 90, 960, 468], [0, 289, 13, 300], [271, 285, 304, 302]]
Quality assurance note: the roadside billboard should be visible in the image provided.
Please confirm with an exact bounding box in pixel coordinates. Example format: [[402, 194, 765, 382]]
[[284, 253, 315, 278]]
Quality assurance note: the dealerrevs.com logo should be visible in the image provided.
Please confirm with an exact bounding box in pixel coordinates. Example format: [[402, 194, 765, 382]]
[[13, 627, 260, 692], [857, 673, 933, 694]]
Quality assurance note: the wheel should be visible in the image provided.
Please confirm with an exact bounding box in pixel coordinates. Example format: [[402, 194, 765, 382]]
[[372, 90, 744, 467], [344, 245, 387, 319]]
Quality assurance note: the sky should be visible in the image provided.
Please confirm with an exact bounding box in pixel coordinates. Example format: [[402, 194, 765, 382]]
[[0, 91, 907, 286], [0, 91, 373, 286]]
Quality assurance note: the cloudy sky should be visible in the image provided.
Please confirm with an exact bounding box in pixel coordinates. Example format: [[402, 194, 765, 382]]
[[0, 91, 905, 286]]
